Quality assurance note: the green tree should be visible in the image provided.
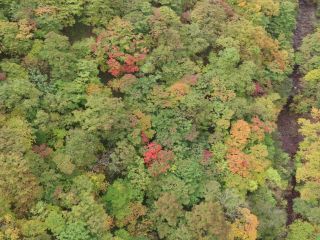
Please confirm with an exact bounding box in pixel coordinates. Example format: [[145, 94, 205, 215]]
[[65, 129, 104, 169], [185, 201, 231, 240], [0, 153, 42, 214], [103, 180, 143, 227], [0, 62, 40, 118], [296, 109, 320, 202], [152, 192, 184, 238], [74, 87, 127, 140], [286, 220, 317, 240], [0, 20, 33, 55]]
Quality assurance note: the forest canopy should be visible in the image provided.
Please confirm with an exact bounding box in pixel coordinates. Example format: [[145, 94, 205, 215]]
[[0, 0, 319, 239]]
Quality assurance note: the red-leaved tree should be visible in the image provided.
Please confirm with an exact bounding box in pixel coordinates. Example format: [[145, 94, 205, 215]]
[[92, 17, 148, 78], [144, 142, 174, 176]]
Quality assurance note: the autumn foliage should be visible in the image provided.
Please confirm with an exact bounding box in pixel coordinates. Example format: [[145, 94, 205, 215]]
[[143, 142, 174, 176], [32, 144, 53, 158], [227, 148, 250, 177], [106, 47, 146, 77], [227, 117, 273, 177], [231, 208, 259, 240], [92, 18, 148, 77]]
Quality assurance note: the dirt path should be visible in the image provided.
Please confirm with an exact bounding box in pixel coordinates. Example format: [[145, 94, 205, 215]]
[[276, 0, 316, 225]]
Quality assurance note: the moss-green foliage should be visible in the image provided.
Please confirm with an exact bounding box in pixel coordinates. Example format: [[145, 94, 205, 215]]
[[286, 220, 318, 240], [104, 180, 143, 225], [293, 29, 320, 113], [267, 0, 297, 45]]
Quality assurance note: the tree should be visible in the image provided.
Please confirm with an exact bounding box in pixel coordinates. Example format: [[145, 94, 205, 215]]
[[293, 109, 320, 230], [103, 180, 143, 227], [286, 220, 317, 240], [0, 61, 41, 118], [153, 192, 183, 231], [70, 194, 113, 237], [267, 0, 297, 43], [185, 201, 231, 240], [30, 32, 78, 82], [152, 0, 196, 14], [0, 153, 42, 215], [248, 187, 286, 239], [123, 0, 153, 33], [81, 0, 123, 26], [0, 20, 33, 55], [52, 152, 75, 175], [108, 140, 139, 176], [20, 219, 47, 239], [0, 116, 34, 154], [191, 0, 228, 44], [151, 193, 184, 239], [296, 108, 320, 202], [0, 214, 22, 240], [92, 17, 148, 76], [229, 119, 251, 148], [65, 129, 104, 169], [230, 208, 259, 240], [220, 18, 288, 74], [226, 119, 271, 182], [297, 29, 320, 74], [57, 221, 92, 240], [228, 0, 280, 26], [143, 142, 174, 176], [73, 87, 127, 140]]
